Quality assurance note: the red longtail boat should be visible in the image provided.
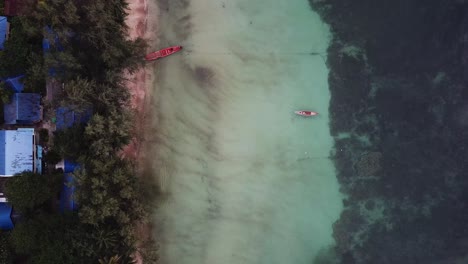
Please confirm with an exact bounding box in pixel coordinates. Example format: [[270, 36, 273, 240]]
[[294, 110, 318, 117], [145, 46, 183, 61]]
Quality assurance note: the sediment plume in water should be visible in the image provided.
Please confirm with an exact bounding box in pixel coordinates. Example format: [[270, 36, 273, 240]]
[[147, 0, 343, 263]]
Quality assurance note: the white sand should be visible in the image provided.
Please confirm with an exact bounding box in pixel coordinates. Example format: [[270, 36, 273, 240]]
[[148, 0, 343, 263]]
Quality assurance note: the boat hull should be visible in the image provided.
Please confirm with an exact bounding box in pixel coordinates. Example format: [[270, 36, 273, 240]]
[[294, 110, 318, 117], [145, 46, 183, 61]]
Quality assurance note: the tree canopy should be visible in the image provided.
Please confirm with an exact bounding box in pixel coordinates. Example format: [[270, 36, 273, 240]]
[[4, 172, 61, 214], [0, 18, 37, 78], [0, 232, 13, 264], [11, 213, 92, 264], [0, 0, 152, 262]]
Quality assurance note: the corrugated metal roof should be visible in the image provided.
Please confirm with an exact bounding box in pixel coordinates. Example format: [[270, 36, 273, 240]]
[[16, 94, 41, 124], [4, 93, 41, 125], [0, 129, 34, 176], [0, 17, 7, 50], [0, 202, 13, 230], [4, 75, 25, 93], [55, 107, 91, 130], [60, 173, 76, 212], [64, 159, 77, 173], [55, 107, 74, 129], [43, 26, 69, 76], [43, 26, 64, 52]]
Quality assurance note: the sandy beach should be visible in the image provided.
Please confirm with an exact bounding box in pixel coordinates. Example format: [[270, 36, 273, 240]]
[[122, 0, 159, 163], [123, 0, 161, 263]]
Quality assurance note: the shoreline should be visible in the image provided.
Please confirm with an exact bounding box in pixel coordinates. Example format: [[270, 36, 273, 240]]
[[123, 0, 160, 262], [122, 0, 151, 163]]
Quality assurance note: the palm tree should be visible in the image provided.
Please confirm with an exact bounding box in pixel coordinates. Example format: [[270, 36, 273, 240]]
[[98, 255, 121, 264], [92, 228, 119, 251]]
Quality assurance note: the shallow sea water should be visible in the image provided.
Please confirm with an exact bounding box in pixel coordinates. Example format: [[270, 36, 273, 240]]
[[149, 0, 343, 263]]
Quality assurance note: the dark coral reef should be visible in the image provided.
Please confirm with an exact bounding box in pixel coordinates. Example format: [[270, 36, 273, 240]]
[[309, 1, 468, 263]]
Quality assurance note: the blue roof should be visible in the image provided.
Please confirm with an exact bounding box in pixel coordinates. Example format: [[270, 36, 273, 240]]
[[43, 26, 73, 77], [4, 93, 42, 125], [43, 26, 64, 76], [55, 107, 91, 130], [63, 159, 77, 173], [0, 203, 13, 230], [60, 173, 76, 212], [0, 128, 35, 176], [42, 26, 64, 52], [3, 75, 25, 93], [42, 38, 50, 51], [0, 17, 8, 50]]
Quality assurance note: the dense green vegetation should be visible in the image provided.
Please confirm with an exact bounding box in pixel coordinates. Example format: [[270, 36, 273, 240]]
[[4, 172, 61, 215], [0, 17, 45, 93], [0, 232, 13, 264], [0, 81, 13, 104], [0, 0, 154, 263], [0, 18, 36, 77]]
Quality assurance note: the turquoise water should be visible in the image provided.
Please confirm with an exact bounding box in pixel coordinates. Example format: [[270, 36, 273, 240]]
[[148, 0, 343, 263]]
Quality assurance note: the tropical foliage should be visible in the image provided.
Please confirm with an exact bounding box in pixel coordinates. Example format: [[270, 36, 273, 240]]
[[0, 0, 151, 262], [0, 18, 37, 78], [4, 172, 61, 214], [0, 232, 13, 264], [0, 81, 13, 104]]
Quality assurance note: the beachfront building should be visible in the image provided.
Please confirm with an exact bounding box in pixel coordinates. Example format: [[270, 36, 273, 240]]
[[2, 74, 43, 125], [54, 107, 90, 212], [0, 178, 13, 230], [0, 16, 9, 50], [56, 160, 78, 212], [1, 36, 43, 125], [43, 26, 71, 78], [0, 128, 37, 177], [3, 75, 25, 92], [55, 107, 92, 130], [0, 179, 14, 230], [0, 202, 13, 230], [54, 106, 91, 212], [4, 93, 42, 125]]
